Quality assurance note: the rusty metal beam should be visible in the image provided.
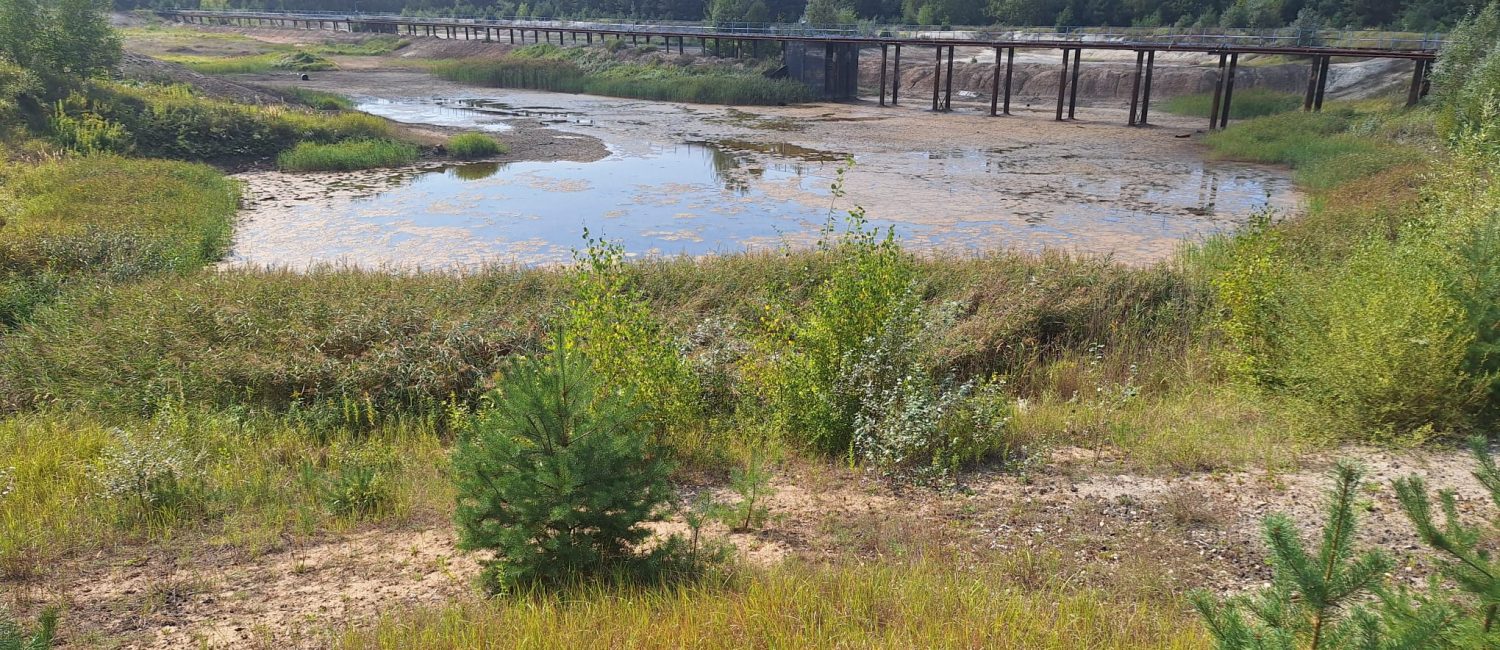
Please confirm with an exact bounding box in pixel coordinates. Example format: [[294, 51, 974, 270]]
[[944, 45, 955, 111], [1209, 52, 1228, 130], [990, 46, 1001, 116]]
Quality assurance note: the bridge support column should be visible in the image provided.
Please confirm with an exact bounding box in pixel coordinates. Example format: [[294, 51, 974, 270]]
[[891, 44, 901, 105], [931, 46, 943, 111], [1128, 50, 1145, 125], [1314, 55, 1330, 111], [1055, 48, 1070, 121], [1067, 48, 1082, 119], [1209, 52, 1228, 129], [943, 46, 955, 111], [990, 47, 1000, 116], [1406, 58, 1429, 107], [1218, 53, 1239, 129], [879, 45, 888, 106], [1003, 46, 1014, 115]]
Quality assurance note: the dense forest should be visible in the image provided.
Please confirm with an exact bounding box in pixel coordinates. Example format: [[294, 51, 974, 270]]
[[120, 0, 1485, 30]]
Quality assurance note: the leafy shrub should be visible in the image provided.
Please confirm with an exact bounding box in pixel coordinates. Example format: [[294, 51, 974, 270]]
[[321, 460, 390, 520], [277, 139, 420, 172], [749, 207, 920, 459], [48, 82, 395, 161], [1432, 1, 1500, 145], [99, 426, 204, 527], [568, 235, 702, 451], [46, 105, 129, 154], [446, 133, 505, 159], [452, 332, 676, 592]]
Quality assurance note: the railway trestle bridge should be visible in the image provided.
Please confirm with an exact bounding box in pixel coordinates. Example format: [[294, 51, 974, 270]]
[[158, 10, 1440, 130]]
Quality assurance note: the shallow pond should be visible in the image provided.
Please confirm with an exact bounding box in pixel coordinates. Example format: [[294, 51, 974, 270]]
[[230, 94, 1297, 269]]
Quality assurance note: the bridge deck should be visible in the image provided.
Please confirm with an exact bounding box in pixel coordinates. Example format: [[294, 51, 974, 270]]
[[155, 10, 1439, 128]]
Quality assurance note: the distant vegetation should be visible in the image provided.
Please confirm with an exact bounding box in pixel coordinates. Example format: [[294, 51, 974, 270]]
[[115, 0, 1488, 31], [431, 44, 816, 105], [277, 138, 420, 171], [1161, 88, 1302, 120], [161, 50, 337, 74]]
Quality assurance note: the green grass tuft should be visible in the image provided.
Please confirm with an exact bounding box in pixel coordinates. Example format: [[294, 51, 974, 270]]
[[276, 139, 420, 172], [445, 133, 506, 159]]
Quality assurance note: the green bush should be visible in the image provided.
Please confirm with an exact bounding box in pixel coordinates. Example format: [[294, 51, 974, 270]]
[[277, 139, 420, 172], [47, 82, 395, 161], [748, 206, 923, 459], [445, 132, 505, 159], [1192, 462, 1449, 648], [568, 235, 702, 454], [1431, 1, 1500, 146], [1202, 110, 1420, 190], [452, 332, 676, 592], [283, 87, 354, 111], [0, 268, 550, 417]]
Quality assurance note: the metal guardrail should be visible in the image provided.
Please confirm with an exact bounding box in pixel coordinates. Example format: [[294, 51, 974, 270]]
[[155, 8, 1447, 51]]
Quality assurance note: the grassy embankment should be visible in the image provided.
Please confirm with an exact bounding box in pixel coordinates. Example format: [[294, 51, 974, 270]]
[[123, 25, 409, 74], [430, 44, 817, 105]]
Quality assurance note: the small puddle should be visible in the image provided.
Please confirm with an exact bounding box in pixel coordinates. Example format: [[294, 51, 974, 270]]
[[354, 97, 515, 132]]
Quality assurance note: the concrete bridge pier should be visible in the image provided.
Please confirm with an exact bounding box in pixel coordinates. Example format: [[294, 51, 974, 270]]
[[785, 41, 859, 100]]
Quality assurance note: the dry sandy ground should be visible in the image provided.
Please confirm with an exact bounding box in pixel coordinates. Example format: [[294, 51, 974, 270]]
[[12, 445, 1491, 649]]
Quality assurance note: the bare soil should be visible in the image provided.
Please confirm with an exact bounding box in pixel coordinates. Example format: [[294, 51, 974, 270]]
[[13, 445, 1488, 649]]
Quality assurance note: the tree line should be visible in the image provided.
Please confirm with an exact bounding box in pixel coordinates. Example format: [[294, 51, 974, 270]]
[[122, 0, 1483, 30]]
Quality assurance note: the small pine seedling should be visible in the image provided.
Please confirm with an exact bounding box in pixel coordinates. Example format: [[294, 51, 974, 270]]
[[1393, 436, 1500, 644], [1191, 462, 1445, 649], [719, 447, 775, 533]]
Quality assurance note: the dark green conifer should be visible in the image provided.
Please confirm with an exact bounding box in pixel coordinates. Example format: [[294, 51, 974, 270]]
[[451, 330, 674, 593], [1193, 462, 1450, 649], [1394, 437, 1500, 647]]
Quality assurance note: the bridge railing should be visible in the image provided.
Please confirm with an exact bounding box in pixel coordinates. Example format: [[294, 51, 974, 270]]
[[158, 9, 1447, 50]]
